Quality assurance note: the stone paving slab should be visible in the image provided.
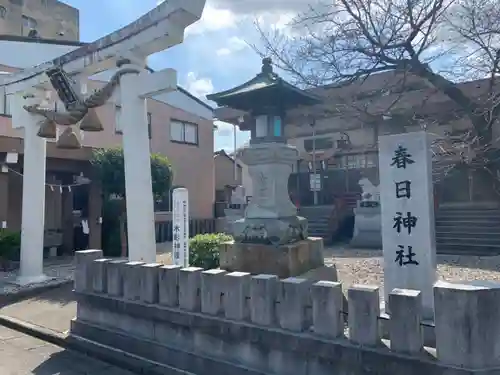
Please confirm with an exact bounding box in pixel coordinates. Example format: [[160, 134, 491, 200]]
[[0, 282, 76, 335], [0, 258, 75, 302], [0, 325, 136, 374]]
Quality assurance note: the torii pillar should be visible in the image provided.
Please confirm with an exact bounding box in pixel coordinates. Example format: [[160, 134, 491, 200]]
[[10, 91, 49, 285], [116, 60, 176, 263]]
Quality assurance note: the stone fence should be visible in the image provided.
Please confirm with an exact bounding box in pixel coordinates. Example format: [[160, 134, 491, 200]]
[[71, 250, 500, 375]]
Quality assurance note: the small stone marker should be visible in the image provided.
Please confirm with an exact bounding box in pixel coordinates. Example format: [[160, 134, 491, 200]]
[[172, 188, 189, 267], [379, 131, 437, 318]]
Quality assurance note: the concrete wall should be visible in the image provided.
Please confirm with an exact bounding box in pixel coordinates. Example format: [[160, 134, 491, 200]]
[[71, 249, 500, 375], [0, 0, 79, 40], [214, 153, 242, 190]]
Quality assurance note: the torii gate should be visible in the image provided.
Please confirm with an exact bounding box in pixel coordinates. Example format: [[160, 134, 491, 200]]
[[1, 0, 206, 285]]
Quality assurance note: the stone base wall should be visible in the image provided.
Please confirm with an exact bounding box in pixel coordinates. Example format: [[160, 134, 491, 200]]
[[72, 250, 500, 375]]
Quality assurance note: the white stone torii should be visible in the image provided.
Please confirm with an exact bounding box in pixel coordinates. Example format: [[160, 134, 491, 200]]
[[3, 0, 206, 285]]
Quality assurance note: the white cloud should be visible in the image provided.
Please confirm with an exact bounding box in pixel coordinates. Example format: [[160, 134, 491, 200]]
[[185, 72, 214, 99], [186, 4, 237, 35], [216, 36, 248, 56], [209, 0, 313, 16], [216, 48, 232, 56], [215, 121, 236, 136], [214, 121, 250, 152]]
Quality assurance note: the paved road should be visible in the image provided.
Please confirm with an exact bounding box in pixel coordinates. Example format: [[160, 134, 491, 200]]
[[0, 325, 135, 375]]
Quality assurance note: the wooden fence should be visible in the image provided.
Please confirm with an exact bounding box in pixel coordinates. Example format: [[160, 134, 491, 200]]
[[155, 219, 217, 242]]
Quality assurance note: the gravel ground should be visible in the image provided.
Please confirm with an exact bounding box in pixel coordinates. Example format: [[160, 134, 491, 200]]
[[324, 246, 500, 292]]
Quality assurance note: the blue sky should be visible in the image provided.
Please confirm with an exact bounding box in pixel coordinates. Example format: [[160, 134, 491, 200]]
[[60, 0, 300, 152], [59, 1, 479, 153]]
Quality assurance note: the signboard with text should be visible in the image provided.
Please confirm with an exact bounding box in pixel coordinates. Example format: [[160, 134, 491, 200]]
[[379, 131, 437, 317], [172, 188, 189, 267], [309, 173, 321, 191]]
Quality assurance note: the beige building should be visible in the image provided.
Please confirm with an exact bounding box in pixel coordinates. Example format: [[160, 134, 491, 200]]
[[217, 70, 500, 207], [214, 150, 242, 191], [214, 150, 242, 216], [0, 0, 78, 40], [0, 35, 215, 253]]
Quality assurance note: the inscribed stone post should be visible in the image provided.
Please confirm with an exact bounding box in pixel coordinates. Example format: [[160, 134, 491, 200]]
[[378, 131, 436, 318], [172, 188, 189, 267]]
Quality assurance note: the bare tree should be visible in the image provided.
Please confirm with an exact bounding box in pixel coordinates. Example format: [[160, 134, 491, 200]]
[[255, 0, 500, 189]]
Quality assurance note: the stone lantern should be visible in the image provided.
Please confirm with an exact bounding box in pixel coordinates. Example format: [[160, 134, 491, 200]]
[[207, 58, 325, 277]]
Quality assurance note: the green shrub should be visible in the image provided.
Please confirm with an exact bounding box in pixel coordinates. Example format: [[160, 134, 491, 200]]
[[0, 229, 21, 261], [189, 233, 233, 269]]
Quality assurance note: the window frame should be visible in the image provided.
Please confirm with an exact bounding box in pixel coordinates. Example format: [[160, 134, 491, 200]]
[[114, 105, 152, 139], [1, 92, 11, 117], [170, 119, 199, 146], [22, 15, 38, 30], [303, 137, 334, 152], [336, 154, 377, 170]]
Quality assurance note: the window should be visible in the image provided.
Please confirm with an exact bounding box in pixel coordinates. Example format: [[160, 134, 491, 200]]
[[1, 93, 11, 116], [115, 105, 151, 139], [346, 155, 359, 169], [304, 137, 334, 152], [22, 15, 37, 30], [170, 120, 198, 145], [0, 6, 6, 18], [338, 154, 374, 169], [154, 188, 172, 212], [366, 153, 377, 167]]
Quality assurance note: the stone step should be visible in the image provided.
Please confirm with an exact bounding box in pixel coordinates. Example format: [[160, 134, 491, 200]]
[[435, 220, 500, 227], [301, 218, 331, 223], [437, 213, 500, 220], [436, 244, 500, 256], [307, 228, 331, 235], [309, 231, 331, 236], [436, 226, 500, 235], [308, 225, 330, 229], [436, 236, 500, 246], [436, 231, 500, 240], [437, 208, 500, 213], [308, 223, 330, 229], [306, 218, 330, 224]]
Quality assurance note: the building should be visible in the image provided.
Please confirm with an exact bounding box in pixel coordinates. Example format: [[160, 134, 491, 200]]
[[214, 149, 242, 191], [217, 70, 500, 207], [213, 149, 242, 216], [0, 34, 215, 253], [0, 0, 79, 40], [215, 69, 500, 250]]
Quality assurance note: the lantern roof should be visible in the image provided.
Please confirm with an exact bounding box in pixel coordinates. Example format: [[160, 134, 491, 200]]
[[206, 58, 321, 112]]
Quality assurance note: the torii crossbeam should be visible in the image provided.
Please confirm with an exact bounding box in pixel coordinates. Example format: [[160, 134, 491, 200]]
[[2, 0, 205, 94]]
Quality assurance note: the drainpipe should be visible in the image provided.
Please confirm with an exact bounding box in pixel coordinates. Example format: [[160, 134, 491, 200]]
[[311, 120, 318, 205], [235, 117, 243, 184]]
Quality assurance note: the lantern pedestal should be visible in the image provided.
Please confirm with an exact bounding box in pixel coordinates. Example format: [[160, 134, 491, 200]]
[[232, 142, 309, 245], [219, 237, 325, 278]]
